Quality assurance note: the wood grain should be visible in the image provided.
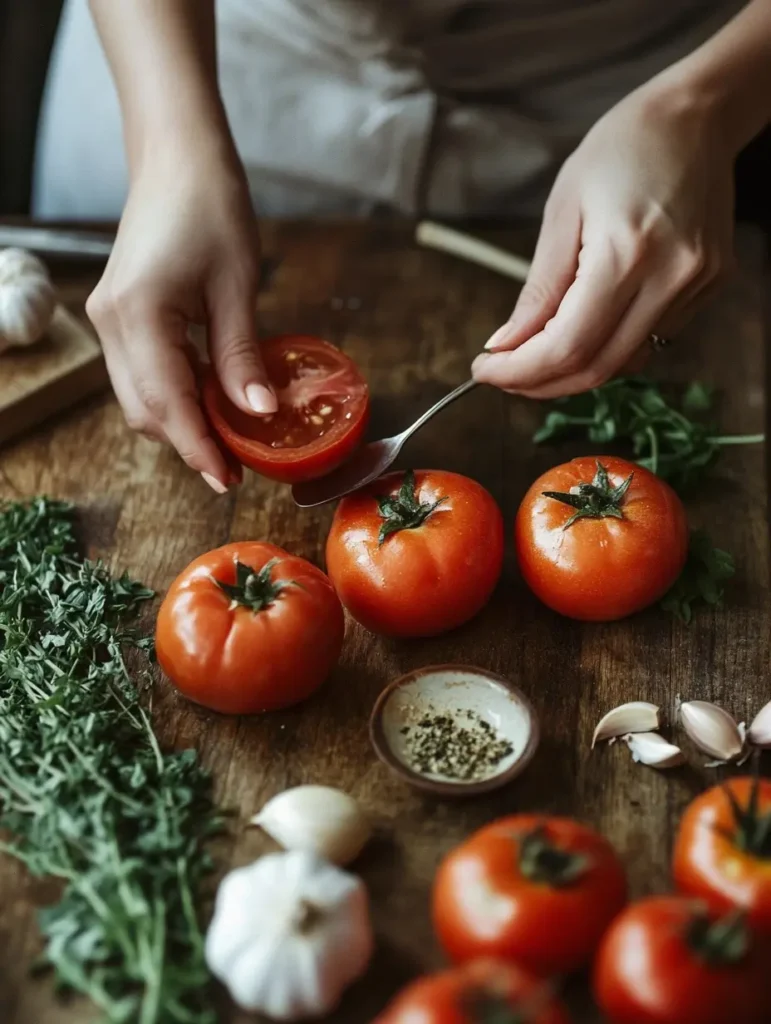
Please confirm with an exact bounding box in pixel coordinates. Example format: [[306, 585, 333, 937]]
[[0, 303, 107, 446], [0, 221, 768, 1024]]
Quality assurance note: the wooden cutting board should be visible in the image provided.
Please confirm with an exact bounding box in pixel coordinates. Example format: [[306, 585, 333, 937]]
[[0, 305, 108, 447]]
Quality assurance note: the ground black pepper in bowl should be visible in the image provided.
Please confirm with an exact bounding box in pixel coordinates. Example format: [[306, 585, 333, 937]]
[[400, 706, 514, 781]]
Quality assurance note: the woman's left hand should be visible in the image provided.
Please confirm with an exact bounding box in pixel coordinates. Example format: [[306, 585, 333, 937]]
[[472, 79, 736, 399]]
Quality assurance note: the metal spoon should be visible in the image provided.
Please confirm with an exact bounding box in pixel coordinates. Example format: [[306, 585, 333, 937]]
[[292, 378, 479, 507]]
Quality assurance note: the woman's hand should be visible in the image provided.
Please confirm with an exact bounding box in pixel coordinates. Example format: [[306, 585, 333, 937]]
[[472, 79, 737, 399], [87, 0, 274, 492], [87, 149, 274, 492]]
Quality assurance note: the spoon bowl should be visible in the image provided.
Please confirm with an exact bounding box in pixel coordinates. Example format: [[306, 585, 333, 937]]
[[292, 378, 478, 507]]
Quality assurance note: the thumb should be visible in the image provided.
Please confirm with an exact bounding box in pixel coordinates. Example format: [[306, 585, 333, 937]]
[[483, 199, 582, 354], [208, 279, 277, 415]]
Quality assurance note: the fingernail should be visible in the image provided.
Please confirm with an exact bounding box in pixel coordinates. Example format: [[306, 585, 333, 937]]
[[202, 472, 228, 494], [245, 383, 278, 414], [484, 324, 514, 351]]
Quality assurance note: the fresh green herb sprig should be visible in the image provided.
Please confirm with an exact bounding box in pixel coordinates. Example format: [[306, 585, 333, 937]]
[[0, 498, 220, 1024], [660, 530, 736, 624], [534, 377, 764, 494]]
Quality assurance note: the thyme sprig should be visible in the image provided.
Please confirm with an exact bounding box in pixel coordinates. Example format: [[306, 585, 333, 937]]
[[0, 498, 220, 1024]]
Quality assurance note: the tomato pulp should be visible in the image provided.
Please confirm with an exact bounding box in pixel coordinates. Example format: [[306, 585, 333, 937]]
[[203, 334, 369, 483]]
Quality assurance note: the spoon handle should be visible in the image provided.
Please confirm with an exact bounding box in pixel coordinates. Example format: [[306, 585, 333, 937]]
[[398, 378, 479, 445]]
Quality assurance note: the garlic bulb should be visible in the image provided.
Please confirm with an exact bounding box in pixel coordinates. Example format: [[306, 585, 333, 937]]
[[0, 248, 56, 352], [252, 785, 372, 866], [592, 702, 660, 748], [205, 850, 373, 1019], [679, 700, 745, 764], [623, 732, 685, 769]]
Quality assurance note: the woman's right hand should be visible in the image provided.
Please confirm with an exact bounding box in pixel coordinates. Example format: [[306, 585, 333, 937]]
[[87, 145, 275, 493]]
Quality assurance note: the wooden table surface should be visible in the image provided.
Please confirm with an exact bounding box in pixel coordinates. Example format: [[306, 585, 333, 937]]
[[0, 220, 769, 1024]]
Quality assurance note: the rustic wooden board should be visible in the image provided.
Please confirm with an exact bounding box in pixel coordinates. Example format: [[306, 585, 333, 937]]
[[0, 303, 107, 447], [0, 221, 768, 1024]]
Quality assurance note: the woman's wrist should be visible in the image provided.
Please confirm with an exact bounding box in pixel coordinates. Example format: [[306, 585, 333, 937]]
[[125, 89, 237, 183], [651, 1, 771, 157]]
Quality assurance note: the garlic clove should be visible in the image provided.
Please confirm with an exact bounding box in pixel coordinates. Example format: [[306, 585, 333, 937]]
[[679, 700, 744, 763], [623, 732, 685, 769], [747, 701, 771, 749], [592, 702, 660, 748], [251, 785, 372, 866]]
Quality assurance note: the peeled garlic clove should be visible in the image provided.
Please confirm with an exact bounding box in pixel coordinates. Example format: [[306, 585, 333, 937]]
[[679, 700, 744, 763], [747, 701, 771, 748], [592, 701, 660, 748], [252, 785, 371, 866], [624, 732, 685, 769]]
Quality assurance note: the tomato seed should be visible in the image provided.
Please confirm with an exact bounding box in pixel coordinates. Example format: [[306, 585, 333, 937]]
[[310, 415, 323, 426], [285, 351, 298, 361], [319, 406, 332, 416]]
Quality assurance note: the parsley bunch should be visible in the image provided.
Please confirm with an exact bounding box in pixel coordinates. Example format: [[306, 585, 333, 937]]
[[533, 377, 764, 494], [0, 498, 220, 1024]]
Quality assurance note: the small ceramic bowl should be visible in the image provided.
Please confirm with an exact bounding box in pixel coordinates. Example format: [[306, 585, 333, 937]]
[[369, 664, 540, 797]]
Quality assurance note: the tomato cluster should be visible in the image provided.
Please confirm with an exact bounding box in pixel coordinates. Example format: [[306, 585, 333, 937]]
[[376, 779, 771, 1024], [156, 342, 768, 1022]]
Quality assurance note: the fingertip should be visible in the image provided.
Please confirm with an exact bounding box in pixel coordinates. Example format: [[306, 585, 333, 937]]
[[202, 472, 229, 495], [471, 352, 494, 381], [484, 324, 516, 352], [245, 382, 278, 415]]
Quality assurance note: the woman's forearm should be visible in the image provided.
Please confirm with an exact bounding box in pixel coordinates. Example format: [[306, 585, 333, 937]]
[[89, 0, 233, 176], [659, 0, 771, 154]]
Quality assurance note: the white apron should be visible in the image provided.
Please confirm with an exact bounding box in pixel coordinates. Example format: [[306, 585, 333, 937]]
[[33, 0, 746, 220]]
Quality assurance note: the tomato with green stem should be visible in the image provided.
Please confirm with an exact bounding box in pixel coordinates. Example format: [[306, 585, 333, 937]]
[[204, 334, 369, 483], [325, 469, 504, 637], [374, 959, 571, 1024], [432, 815, 627, 976], [515, 456, 688, 621], [673, 776, 771, 933], [156, 542, 344, 714], [593, 896, 771, 1024]]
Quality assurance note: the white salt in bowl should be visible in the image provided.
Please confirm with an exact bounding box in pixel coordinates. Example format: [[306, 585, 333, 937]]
[[369, 665, 540, 797]]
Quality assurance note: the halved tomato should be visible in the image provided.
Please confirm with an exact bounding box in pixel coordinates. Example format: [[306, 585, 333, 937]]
[[203, 334, 369, 483]]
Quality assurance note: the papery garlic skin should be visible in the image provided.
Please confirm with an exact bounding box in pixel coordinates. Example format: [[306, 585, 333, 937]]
[[592, 702, 660, 748], [0, 247, 56, 351], [624, 732, 685, 769], [205, 850, 373, 1020], [747, 701, 771, 748], [679, 700, 744, 762], [253, 785, 371, 866]]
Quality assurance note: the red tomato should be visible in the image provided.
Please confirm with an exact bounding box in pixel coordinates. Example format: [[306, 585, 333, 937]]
[[515, 456, 688, 621], [156, 542, 344, 714], [374, 959, 571, 1024], [203, 334, 369, 483], [673, 777, 771, 933], [432, 815, 627, 976], [593, 896, 771, 1024], [325, 469, 504, 637]]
